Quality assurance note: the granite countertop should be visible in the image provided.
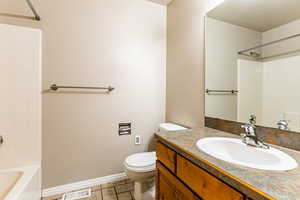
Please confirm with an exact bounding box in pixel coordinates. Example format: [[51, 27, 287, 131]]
[[155, 127, 300, 200]]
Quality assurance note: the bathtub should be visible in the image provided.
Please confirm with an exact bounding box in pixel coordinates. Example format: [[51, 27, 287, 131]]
[[0, 166, 41, 200]]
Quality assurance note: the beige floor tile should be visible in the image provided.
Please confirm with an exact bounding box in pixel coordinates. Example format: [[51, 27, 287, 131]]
[[102, 187, 117, 200], [91, 185, 102, 192], [101, 182, 114, 189], [117, 192, 133, 200], [113, 180, 127, 186], [91, 190, 103, 200], [115, 183, 134, 194]]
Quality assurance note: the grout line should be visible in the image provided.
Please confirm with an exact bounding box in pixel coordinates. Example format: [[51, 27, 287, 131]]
[[118, 190, 133, 194], [100, 187, 103, 200], [113, 186, 119, 200], [129, 191, 134, 200]]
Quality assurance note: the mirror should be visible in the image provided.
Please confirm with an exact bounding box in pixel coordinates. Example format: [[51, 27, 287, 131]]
[[205, 0, 300, 132]]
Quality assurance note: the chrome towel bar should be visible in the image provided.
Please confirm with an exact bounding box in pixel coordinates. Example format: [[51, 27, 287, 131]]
[[206, 89, 238, 94], [50, 84, 115, 92]]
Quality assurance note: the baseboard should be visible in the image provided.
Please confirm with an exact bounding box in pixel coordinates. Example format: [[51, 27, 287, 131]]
[[42, 172, 127, 197]]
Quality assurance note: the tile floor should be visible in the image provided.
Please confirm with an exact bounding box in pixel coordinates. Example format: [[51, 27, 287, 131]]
[[43, 179, 136, 200]]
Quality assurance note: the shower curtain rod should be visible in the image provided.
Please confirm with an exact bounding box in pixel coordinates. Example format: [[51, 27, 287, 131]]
[[0, 0, 41, 21], [238, 33, 300, 55], [26, 0, 41, 21]]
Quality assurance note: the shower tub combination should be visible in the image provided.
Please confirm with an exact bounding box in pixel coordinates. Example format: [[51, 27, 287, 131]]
[[0, 166, 41, 200]]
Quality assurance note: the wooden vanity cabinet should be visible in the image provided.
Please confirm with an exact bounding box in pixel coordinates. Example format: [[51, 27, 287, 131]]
[[156, 141, 176, 173], [156, 141, 245, 200], [157, 162, 201, 200], [177, 155, 244, 200]]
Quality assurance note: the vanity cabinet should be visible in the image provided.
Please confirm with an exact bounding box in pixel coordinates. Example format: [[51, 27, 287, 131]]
[[156, 142, 176, 173], [156, 141, 245, 200], [157, 162, 200, 200]]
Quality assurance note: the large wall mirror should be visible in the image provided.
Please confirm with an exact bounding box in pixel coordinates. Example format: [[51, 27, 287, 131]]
[[205, 0, 300, 132]]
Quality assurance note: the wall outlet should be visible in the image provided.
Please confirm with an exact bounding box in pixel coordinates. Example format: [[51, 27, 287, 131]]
[[134, 135, 141, 145]]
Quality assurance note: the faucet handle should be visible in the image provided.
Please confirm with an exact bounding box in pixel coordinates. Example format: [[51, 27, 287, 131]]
[[277, 120, 289, 126], [241, 124, 255, 135], [249, 114, 256, 125], [277, 120, 289, 130]]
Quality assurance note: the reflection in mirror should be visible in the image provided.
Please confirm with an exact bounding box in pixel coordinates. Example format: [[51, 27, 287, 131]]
[[205, 0, 300, 132]]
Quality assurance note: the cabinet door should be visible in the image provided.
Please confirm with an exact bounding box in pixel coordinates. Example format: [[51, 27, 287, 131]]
[[158, 173, 177, 200], [156, 142, 176, 173], [177, 155, 244, 200], [156, 161, 200, 200]]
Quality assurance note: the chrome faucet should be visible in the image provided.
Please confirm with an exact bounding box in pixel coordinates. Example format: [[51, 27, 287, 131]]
[[277, 120, 289, 131], [241, 115, 269, 149]]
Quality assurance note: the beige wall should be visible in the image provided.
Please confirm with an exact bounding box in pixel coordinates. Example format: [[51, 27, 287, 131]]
[[1, 0, 166, 188], [41, 0, 166, 188], [166, 0, 224, 128], [262, 18, 300, 59], [262, 56, 300, 132], [260, 19, 300, 131], [237, 59, 262, 124], [0, 24, 41, 169], [205, 18, 261, 121]]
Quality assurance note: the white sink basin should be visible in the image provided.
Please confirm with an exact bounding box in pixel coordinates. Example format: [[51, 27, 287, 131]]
[[196, 137, 298, 171]]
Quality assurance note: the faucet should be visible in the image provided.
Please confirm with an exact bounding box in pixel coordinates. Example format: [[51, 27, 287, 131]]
[[277, 120, 289, 131], [240, 115, 269, 149]]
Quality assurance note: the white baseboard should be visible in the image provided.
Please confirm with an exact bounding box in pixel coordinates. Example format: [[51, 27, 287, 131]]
[[42, 172, 127, 197]]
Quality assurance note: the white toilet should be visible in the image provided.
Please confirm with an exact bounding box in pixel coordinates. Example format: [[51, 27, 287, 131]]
[[124, 123, 187, 200]]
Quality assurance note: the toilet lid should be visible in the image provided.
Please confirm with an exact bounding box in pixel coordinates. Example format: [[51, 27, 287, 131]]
[[125, 152, 156, 172]]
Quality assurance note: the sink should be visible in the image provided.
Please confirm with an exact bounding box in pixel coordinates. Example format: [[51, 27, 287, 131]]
[[196, 137, 298, 171]]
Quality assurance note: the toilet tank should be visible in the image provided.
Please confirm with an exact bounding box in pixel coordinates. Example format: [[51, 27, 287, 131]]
[[158, 123, 187, 132]]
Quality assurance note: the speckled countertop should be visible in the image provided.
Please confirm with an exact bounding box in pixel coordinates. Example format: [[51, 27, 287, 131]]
[[155, 127, 300, 200]]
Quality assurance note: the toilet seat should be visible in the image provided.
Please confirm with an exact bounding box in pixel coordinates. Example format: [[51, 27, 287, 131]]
[[124, 152, 156, 172]]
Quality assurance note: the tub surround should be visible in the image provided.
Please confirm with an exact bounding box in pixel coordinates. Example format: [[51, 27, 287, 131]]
[[0, 172, 22, 199], [205, 116, 300, 151], [155, 127, 300, 200], [0, 166, 40, 200]]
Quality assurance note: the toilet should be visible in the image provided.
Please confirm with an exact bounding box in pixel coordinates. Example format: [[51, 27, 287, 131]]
[[124, 123, 187, 200]]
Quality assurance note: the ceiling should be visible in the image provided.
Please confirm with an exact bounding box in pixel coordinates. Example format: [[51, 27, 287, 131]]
[[207, 0, 300, 32], [0, 0, 173, 18], [147, 0, 173, 6], [0, 0, 39, 17]]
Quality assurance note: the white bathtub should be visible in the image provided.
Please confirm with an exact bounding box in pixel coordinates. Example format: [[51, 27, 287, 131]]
[[0, 166, 41, 200]]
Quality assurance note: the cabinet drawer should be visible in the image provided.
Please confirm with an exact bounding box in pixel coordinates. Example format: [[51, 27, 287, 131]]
[[157, 161, 200, 200], [177, 155, 244, 200], [156, 142, 176, 172]]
